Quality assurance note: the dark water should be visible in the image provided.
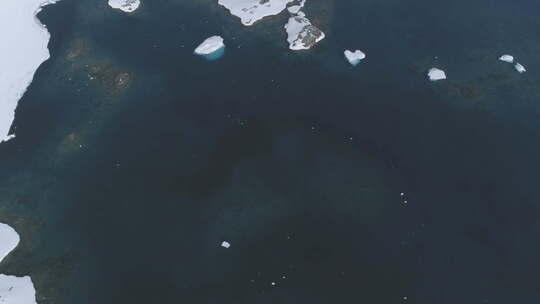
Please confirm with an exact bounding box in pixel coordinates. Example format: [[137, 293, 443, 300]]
[[1, 0, 540, 303]]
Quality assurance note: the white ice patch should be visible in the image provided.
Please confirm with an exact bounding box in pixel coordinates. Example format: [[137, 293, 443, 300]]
[[514, 63, 526, 73], [344, 50, 366, 66], [287, 0, 305, 14], [427, 68, 446, 81], [0, 0, 61, 143], [284, 12, 325, 50], [194, 36, 225, 55], [108, 0, 140, 13], [218, 0, 294, 26], [0, 223, 19, 264], [0, 275, 38, 304], [221, 241, 231, 248], [499, 54, 514, 63]]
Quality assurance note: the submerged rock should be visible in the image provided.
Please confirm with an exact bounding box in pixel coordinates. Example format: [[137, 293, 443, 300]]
[[284, 12, 325, 50]]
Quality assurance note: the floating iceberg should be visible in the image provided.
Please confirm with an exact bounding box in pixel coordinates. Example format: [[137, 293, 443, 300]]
[[427, 68, 446, 81], [218, 0, 294, 26], [0, 0, 61, 143], [0, 223, 20, 263], [344, 50, 366, 66], [0, 223, 37, 304], [514, 63, 526, 73], [221, 241, 231, 248], [194, 36, 225, 60], [499, 54, 514, 63], [108, 0, 140, 13], [284, 12, 325, 50]]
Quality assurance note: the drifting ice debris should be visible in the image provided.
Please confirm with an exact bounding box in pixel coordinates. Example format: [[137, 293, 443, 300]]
[[499, 54, 514, 63], [514, 63, 526, 73], [344, 50, 366, 66], [221, 241, 231, 248], [427, 68, 446, 81], [194, 36, 225, 55]]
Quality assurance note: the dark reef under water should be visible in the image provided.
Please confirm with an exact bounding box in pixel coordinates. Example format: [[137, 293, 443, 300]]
[[1, 0, 540, 303]]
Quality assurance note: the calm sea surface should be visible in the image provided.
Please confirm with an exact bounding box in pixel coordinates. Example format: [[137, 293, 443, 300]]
[[1, 0, 540, 303]]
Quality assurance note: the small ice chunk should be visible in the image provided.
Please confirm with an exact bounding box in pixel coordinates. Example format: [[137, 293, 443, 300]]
[[221, 241, 231, 248], [194, 36, 225, 55], [514, 63, 526, 73], [427, 68, 446, 81], [499, 54, 514, 63], [108, 0, 140, 13], [344, 50, 366, 66]]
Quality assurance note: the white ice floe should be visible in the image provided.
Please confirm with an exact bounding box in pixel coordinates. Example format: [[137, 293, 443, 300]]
[[344, 50, 366, 66], [0, 223, 20, 264], [284, 12, 325, 50], [499, 54, 514, 63], [221, 241, 231, 248], [0, 275, 38, 304], [0, 0, 61, 143], [194, 36, 225, 55], [0, 223, 37, 304], [108, 0, 140, 13], [427, 68, 446, 81], [218, 0, 294, 26], [514, 62, 526, 73]]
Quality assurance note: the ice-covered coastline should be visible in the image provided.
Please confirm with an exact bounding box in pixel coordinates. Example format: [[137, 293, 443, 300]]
[[0, 0, 61, 143], [0, 223, 38, 304]]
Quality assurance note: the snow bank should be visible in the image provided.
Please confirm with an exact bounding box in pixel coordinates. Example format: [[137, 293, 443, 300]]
[[427, 68, 446, 81], [344, 50, 366, 66], [194, 36, 225, 55], [218, 0, 294, 26], [284, 12, 325, 50], [108, 0, 140, 13], [499, 54, 514, 63], [0, 223, 20, 264], [0, 0, 61, 143], [0, 275, 37, 304]]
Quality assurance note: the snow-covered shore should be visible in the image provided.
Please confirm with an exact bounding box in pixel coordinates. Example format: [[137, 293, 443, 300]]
[[284, 12, 325, 50], [218, 0, 294, 26], [0, 222, 37, 304], [0, 0, 61, 143], [108, 0, 141, 13]]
